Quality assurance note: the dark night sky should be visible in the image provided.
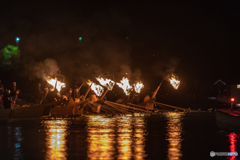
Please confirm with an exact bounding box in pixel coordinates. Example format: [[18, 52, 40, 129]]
[[1, 0, 240, 96]]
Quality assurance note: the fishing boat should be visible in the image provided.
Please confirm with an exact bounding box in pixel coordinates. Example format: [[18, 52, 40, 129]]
[[0, 100, 65, 118], [50, 97, 102, 117], [215, 109, 240, 131]]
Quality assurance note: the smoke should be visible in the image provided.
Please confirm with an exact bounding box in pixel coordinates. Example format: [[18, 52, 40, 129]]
[[115, 65, 142, 83], [118, 64, 132, 79], [152, 57, 180, 78], [132, 68, 142, 81], [22, 58, 59, 80]]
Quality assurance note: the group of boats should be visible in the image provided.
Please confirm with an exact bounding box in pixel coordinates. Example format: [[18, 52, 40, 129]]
[[0, 94, 156, 118], [1, 90, 239, 132]]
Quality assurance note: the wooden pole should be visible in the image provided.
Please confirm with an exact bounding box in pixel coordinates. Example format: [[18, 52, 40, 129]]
[[77, 83, 84, 92], [152, 75, 169, 99], [100, 89, 109, 100], [83, 83, 92, 100]]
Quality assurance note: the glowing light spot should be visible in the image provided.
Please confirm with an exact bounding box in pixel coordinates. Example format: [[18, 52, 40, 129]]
[[16, 37, 20, 43]]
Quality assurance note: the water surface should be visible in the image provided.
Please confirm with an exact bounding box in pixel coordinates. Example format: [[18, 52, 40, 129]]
[[0, 112, 238, 160]]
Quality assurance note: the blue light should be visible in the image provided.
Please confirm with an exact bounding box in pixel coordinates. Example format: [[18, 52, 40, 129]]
[[16, 37, 20, 43], [79, 37, 82, 41]]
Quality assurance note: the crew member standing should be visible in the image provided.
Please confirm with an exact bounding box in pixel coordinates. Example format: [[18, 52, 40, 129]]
[[72, 85, 81, 102], [0, 79, 4, 94], [11, 82, 19, 103], [37, 83, 44, 103]]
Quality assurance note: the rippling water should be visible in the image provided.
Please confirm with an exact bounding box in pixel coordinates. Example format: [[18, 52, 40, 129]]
[[0, 112, 239, 160]]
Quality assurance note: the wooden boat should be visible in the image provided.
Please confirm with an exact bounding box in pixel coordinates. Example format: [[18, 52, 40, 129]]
[[216, 109, 240, 131], [50, 97, 102, 117], [0, 100, 66, 118]]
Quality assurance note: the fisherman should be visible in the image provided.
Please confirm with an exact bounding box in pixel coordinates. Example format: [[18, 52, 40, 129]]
[[37, 83, 44, 103], [0, 79, 4, 94], [42, 87, 59, 104], [64, 88, 73, 100], [0, 94, 4, 109], [12, 82, 17, 93], [3, 90, 12, 109], [88, 91, 98, 103], [132, 92, 140, 104], [40, 88, 49, 104], [10, 82, 19, 102], [72, 85, 81, 102], [11, 90, 19, 109]]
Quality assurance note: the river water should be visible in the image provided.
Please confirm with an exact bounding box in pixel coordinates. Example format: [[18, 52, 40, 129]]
[[0, 112, 238, 160]]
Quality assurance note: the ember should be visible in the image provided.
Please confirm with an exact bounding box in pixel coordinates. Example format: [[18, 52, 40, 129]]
[[46, 76, 65, 92], [169, 75, 180, 89], [133, 81, 144, 93], [87, 80, 104, 96], [96, 77, 115, 90], [116, 77, 133, 96]]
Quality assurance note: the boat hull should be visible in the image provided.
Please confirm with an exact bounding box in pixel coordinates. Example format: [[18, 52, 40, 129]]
[[0, 109, 11, 118], [216, 109, 240, 131], [10, 105, 51, 118], [0, 101, 64, 118]]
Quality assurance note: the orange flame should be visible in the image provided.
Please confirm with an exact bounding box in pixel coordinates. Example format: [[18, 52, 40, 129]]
[[46, 77, 66, 92], [133, 81, 144, 93], [169, 75, 180, 89], [96, 77, 115, 90], [87, 80, 104, 96], [116, 77, 133, 96]]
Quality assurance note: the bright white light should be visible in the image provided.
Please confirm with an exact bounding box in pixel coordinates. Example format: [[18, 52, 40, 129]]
[[237, 84, 240, 89]]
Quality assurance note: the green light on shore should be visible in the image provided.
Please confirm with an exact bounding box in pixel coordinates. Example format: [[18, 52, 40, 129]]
[[79, 37, 82, 41], [0, 45, 20, 67]]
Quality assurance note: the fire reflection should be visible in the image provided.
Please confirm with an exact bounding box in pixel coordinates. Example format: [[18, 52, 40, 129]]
[[44, 120, 68, 160], [228, 132, 238, 160], [165, 112, 184, 160], [133, 117, 147, 160], [87, 115, 116, 160], [117, 116, 133, 160], [87, 115, 147, 160]]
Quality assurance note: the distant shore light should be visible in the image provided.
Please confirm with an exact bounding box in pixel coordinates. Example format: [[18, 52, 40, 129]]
[[16, 37, 20, 43]]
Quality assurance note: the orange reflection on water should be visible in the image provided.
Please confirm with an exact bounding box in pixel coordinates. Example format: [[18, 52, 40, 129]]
[[87, 115, 116, 160], [165, 112, 184, 160], [117, 116, 133, 160], [87, 115, 147, 160], [44, 120, 68, 160], [228, 132, 238, 160], [133, 118, 147, 160]]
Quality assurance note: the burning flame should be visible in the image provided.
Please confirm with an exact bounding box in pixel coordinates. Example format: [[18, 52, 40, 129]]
[[46, 77, 66, 92], [116, 77, 133, 96], [87, 80, 104, 96], [96, 77, 115, 90], [133, 81, 144, 93], [169, 75, 180, 89]]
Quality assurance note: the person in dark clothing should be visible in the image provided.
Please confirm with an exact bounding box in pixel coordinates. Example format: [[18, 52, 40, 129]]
[[132, 92, 140, 104], [10, 82, 19, 102], [37, 83, 44, 103], [0, 79, 4, 93], [65, 88, 73, 100], [41, 88, 59, 104], [12, 82, 17, 93], [3, 90, 12, 109], [0, 94, 4, 109], [72, 86, 81, 102]]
